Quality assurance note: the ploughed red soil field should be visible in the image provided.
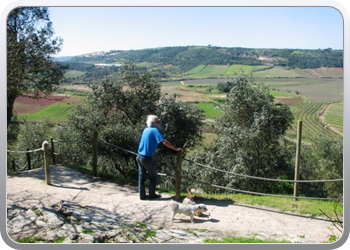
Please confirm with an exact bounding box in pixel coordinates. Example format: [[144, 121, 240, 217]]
[[14, 93, 82, 114]]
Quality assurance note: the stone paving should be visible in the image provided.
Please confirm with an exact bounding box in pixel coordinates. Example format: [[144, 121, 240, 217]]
[[7, 200, 232, 243], [6, 165, 343, 244]]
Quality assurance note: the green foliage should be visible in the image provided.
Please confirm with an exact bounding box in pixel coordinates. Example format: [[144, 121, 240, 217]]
[[16, 236, 66, 243], [216, 81, 236, 92], [53, 237, 67, 243], [67, 46, 342, 76], [142, 229, 157, 239], [82, 229, 94, 234], [7, 7, 66, 127], [299, 135, 343, 198], [7, 118, 53, 171], [63, 62, 95, 72], [16, 236, 46, 243], [157, 97, 204, 151], [118, 62, 161, 125], [7, 114, 20, 146], [183, 74, 295, 194], [54, 62, 204, 186], [154, 96, 205, 189], [24, 120, 50, 152], [216, 74, 293, 188], [55, 63, 161, 177], [288, 49, 343, 69], [261, 174, 294, 195]]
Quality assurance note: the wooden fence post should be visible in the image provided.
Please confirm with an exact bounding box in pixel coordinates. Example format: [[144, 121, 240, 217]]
[[294, 120, 302, 201], [42, 141, 51, 185], [51, 138, 56, 165], [26, 149, 31, 170], [12, 160, 16, 172], [92, 131, 98, 176], [175, 151, 183, 201]]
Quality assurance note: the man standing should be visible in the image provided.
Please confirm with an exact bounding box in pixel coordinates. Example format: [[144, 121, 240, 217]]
[[136, 115, 183, 200]]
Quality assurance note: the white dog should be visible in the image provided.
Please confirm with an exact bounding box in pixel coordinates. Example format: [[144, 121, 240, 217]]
[[168, 200, 208, 223]]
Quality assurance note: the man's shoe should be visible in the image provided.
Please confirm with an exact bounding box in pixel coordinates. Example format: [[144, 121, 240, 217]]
[[149, 194, 161, 199], [140, 195, 149, 200]]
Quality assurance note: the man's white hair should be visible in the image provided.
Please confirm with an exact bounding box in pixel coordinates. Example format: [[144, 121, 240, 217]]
[[146, 115, 158, 127]]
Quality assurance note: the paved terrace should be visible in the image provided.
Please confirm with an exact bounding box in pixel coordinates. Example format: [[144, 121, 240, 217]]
[[6, 165, 343, 244]]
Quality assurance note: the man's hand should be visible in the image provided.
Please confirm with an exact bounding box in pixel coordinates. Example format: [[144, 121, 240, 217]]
[[176, 147, 184, 152]]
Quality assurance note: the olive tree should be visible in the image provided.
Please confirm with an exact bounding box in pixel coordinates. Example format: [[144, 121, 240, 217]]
[[299, 135, 343, 199], [55, 62, 204, 185], [154, 95, 205, 189], [7, 7, 66, 128], [7, 118, 52, 171], [185, 74, 294, 193], [55, 62, 161, 177]]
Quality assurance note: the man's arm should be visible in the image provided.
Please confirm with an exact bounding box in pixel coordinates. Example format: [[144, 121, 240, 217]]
[[162, 140, 183, 152]]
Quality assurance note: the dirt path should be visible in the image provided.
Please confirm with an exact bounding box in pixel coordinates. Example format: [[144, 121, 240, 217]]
[[6, 166, 342, 243], [318, 103, 343, 136]]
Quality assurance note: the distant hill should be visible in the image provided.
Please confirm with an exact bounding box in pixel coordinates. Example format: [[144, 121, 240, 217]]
[[54, 56, 74, 62], [66, 46, 343, 72]]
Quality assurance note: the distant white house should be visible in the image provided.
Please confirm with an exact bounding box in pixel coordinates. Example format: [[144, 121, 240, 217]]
[[94, 63, 122, 67]]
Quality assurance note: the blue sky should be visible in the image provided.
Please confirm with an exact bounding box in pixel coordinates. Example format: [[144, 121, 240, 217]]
[[49, 6, 344, 57]]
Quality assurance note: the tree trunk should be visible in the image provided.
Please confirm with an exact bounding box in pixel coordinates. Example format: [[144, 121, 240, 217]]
[[7, 94, 16, 128]]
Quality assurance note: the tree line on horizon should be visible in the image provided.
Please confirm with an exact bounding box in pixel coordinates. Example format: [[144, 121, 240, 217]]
[[66, 46, 343, 71]]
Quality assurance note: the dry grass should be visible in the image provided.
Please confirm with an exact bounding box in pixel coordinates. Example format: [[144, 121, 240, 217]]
[[161, 86, 211, 102]]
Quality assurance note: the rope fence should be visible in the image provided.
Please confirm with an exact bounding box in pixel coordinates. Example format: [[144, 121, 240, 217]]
[[7, 131, 343, 201], [7, 148, 43, 154], [7, 147, 44, 172], [7, 141, 51, 184], [183, 158, 343, 184]]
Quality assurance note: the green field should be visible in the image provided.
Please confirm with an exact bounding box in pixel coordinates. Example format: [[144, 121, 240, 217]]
[[324, 103, 343, 134], [224, 65, 271, 76], [260, 78, 343, 102], [64, 70, 86, 78], [288, 102, 342, 140], [183, 64, 273, 78], [18, 102, 79, 123], [184, 65, 228, 78], [17, 63, 344, 142], [185, 65, 207, 74], [184, 65, 343, 79], [269, 90, 298, 97], [253, 66, 301, 78], [194, 102, 222, 119], [189, 82, 343, 142]]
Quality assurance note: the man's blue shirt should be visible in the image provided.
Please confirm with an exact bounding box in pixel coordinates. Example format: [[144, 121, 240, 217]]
[[138, 126, 165, 157]]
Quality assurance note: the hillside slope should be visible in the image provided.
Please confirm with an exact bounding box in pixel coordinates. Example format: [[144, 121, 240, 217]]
[[65, 46, 343, 72]]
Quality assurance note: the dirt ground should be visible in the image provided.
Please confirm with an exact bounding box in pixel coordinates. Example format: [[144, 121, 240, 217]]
[[6, 166, 343, 244]]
